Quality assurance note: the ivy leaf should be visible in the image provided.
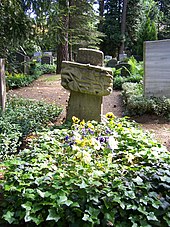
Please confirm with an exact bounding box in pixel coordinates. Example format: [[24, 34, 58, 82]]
[[76, 180, 88, 189], [3, 211, 15, 224], [133, 176, 143, 185], [37, 189, 45, 198], [147, 212, 158, 221], [21, 201, 32, 211], [63, 200, 73, 206], [82, 213, 90, 221], [57, 195, 67, 204], [46, 209, 60, 222]]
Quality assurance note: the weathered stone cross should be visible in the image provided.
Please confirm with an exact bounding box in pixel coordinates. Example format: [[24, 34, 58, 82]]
[[61, 48, 113, 121]]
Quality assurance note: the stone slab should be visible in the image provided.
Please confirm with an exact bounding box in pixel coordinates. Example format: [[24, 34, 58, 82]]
[[144, 40, 170, 98], [0, 59, 6, 112], [41, 56, 53, 65], [66, 91, 103, 122], [77, 48, 104, 66]]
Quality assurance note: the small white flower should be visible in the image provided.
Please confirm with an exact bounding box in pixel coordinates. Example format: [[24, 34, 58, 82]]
[[108, 136, 118, 150], [72, 145, 80, 151], [82, 150, 92, 164], [90, 138, 101, 150]]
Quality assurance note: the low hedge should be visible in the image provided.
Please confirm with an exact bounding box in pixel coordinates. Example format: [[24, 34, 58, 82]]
[[0, 114, 169, 226], [0, 96, 62, 160], [6, 63, 56, 90], [122, 82, 170, 119]]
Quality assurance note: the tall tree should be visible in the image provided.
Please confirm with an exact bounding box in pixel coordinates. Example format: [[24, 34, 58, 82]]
[[119, 0, 128, 54], [100, 0, 143, 57], [56, 0, 69, 73]]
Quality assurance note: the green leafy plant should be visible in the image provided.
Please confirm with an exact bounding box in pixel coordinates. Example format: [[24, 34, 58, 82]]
[[6, 71, 41, 89], [0, 95, 62, 159], [0, 114, 169, 226], [113, 57, 143, 90], [122, 82, 170, 119], [35, 63, 56, 74]]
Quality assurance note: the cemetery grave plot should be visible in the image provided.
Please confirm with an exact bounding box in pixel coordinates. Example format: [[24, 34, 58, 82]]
[[8, 73, 170, 151]]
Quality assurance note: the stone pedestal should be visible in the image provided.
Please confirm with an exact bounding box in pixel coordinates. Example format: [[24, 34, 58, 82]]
[[67, 91, 102, 121]]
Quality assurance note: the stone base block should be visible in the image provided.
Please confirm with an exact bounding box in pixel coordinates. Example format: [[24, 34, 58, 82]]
[[66, 91, 103, 122]]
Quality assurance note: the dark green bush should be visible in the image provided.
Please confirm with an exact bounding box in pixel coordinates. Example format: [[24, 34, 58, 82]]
[[0, 96, 62, 159], [35, 63, 56, 74], [113, 74, 142, 90], [0, 115, 169, 226], [122, 82, 170, 119], [113, 56, 143, 90]]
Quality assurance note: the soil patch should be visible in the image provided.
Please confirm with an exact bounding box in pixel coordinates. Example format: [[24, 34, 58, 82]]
[[8, 74, 170, 151]]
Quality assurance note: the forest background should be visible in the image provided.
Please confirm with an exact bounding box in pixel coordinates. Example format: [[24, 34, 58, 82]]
[[0, 0, 170, 72]]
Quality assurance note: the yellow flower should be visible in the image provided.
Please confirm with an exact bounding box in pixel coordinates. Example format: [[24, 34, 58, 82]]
[[72, 116, 80, 124], [80, 119, 85, 126], [87, 122, 94, 129], [105, 112, 115, 119]]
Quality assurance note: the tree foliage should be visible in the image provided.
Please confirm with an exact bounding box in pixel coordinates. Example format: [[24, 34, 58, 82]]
[[0, 0, 32, 58]]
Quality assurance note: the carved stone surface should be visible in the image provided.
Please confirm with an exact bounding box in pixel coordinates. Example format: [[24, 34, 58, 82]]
[[61, 61, 113, 96], [77, 48, 104, 66]]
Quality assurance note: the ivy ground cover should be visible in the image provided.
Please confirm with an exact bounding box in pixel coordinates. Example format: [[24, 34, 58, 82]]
[[0, 113, 170, 226]]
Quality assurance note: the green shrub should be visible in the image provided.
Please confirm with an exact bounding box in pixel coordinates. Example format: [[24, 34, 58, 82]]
[[0, 115, 169, 226], [35, 63, 56, 74], [113, 74, 142, 90], [113, 57, 143, 90], [0, 96, 62, 159], [122, 82, 170, 119], [6, 71, 41, 89]]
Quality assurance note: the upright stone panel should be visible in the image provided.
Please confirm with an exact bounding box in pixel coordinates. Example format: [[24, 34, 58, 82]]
[[144, 40, 170, 98], [0, 59, 6, 112]]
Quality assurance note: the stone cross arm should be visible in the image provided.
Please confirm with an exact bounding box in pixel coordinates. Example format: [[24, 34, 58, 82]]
[[61, 61, 113, 96]]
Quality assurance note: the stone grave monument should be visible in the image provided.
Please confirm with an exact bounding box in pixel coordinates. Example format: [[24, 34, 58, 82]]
[[106, 58, 117, 68], [0, 59, 6, 112], [61, 48, 113, 121], [41, 52, 53, 65], [144, 39, 170, 98]]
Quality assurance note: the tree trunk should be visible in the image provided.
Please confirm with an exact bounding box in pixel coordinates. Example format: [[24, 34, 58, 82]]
[[98, 0, 105, 32], [56, 0, 69, 74], [119, 0, 128, 54]]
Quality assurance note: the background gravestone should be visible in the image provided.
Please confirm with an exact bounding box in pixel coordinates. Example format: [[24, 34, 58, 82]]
[[144, 40, 170, 98], [106, 58, 117, 68], [41, 52, 53, 65], [0, 59, 6, 112]]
